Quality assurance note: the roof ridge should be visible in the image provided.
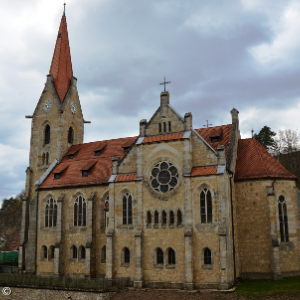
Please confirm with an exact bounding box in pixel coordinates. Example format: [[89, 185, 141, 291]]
[[69, 136, 138, 147]]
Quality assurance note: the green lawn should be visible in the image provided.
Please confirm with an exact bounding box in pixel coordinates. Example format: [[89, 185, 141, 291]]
[[234, 276, 300, 297]]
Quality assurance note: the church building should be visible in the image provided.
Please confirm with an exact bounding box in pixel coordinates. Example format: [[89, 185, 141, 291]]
[[19, 10, 300, 290]]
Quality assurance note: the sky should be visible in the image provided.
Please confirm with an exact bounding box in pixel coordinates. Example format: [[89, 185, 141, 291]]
[[0, 0, 300, 202]]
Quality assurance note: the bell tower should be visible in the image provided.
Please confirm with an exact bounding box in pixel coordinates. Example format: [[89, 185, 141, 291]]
[[19, 6, 85, 273]]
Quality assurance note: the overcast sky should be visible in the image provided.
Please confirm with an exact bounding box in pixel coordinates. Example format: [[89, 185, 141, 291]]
[[0, 0, 300, 202]]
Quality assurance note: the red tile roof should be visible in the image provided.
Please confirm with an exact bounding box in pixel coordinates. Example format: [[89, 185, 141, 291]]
[[143, 132, 184, 144], [235, 138, 297, 180], [38, 125, 296, 189], [39, 136, 137, 189], [195, 125, 232, 157], [115, 174, 137, 182], [191, 166, 218, 176], [49, 15, 73, 102], [53, 163, 70, 174], [122, 140, 135, 148], [94, 142, 107, 152], [81, 160, 97, 171]]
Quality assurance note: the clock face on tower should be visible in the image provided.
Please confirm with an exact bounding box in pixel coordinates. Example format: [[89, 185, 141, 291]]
[[71, 102, 77, 114], [42, 99, 52, 111]]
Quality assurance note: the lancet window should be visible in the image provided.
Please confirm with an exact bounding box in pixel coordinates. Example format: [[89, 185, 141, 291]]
[[45, 125, 50, 145], [45, 198, 57, 227], [200, 188, 212, 223], [157, 248, 164, 264], [123, 193, 132, 225], [74, 196, 86, 227], [278, 195, 289, 242], [204, 248, 212, 265]]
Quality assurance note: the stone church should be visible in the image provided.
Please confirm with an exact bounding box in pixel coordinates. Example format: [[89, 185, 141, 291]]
[[19, 11, 300, 290]]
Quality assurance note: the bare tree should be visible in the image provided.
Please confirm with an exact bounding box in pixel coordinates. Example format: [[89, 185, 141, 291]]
[[278, 129, 300, 154]]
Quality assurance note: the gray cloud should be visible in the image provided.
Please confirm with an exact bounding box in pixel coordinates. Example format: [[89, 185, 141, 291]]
[[0, 0, 299, 202]]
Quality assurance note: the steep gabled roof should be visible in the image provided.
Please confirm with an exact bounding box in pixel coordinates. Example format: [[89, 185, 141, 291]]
[[49, 14, 73, 102], [38, 125, 296, 189], [195, 124, 232, 157], [39, 136, 137, 189], [235, 138, 296, 180]]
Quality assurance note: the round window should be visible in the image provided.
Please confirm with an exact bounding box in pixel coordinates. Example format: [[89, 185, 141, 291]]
[[150, 161, 178, 193]]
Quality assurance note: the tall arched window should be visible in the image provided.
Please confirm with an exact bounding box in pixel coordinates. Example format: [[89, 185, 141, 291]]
[[72, 246, 77, 259], [155, 211, 159, 224], [168, 248, 175, 265], [101, 245, 106, 263], [79, 245, 86, 259], [46, 152, 49, 165], [42, 153, 45, 165], [200, 188, 212, 223], [45, 125, 50, 144], [147, 211, 152, 224], [177, 210, 182, 225], [204, 248, 211, 265], [68, 127, 74, 144], [49, 245, 55, 259], [74, 196, 86, 227], [124, 247, 130, 264], [170, 211, 174, 225], [42, 245, 47, 259], [162, 211, 167, 224], [45, 198, 57, 228], [278, 195, 289, 242], [157, 248, 164, 264], [123, 193, 132, 225]]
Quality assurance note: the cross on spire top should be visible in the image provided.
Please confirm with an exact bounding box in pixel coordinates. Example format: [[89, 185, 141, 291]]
[[63, 3, 66, 16], [159, 76, 171, 92]]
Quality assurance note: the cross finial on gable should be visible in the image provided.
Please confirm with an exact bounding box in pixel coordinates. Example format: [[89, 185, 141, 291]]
[[203, 120, 212, 128], [159, 76, 171, 92]]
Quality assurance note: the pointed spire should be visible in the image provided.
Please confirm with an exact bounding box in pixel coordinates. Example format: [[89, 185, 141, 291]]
[[49, 7, 73, 102]]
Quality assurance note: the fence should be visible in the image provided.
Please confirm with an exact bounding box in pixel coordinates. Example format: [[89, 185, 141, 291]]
[[0, 265, 18, 273], [0, 273, 129, 291]]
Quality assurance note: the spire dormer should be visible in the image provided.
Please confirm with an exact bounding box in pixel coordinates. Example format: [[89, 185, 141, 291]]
[[49, 10, 73, 102]]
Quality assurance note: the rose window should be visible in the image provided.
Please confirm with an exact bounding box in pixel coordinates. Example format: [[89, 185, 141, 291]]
[[150, 161, 178, 193]]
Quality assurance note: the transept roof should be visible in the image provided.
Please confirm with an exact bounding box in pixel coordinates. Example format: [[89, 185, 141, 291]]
[[235, 138, 296, 180]]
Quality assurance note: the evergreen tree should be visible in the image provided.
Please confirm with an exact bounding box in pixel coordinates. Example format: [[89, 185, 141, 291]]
[[253, 126, 277, 152]]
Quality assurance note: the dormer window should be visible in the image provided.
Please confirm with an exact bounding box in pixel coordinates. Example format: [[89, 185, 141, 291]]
[[211, 137, 219, 143], [81, 161, 97, 177], [209, 128, 222, 143], [122, 140, 134, 154], [53, 164, 70, 180], [68, 148, 80, 159], [123, 147, 130, 153], [94, 142, 107, 156]]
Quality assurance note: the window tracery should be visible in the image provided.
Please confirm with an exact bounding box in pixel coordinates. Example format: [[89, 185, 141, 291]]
[[200, 188, 212, 223], [150, 161, 178, 193], [123, 193, 132, 225], [45, 198, 57, 227], [278, 195, 289, 242], [74, 196, 86, 227]]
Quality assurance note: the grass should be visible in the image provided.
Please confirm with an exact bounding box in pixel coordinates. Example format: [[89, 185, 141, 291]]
[[234, 276, 300, 298]]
